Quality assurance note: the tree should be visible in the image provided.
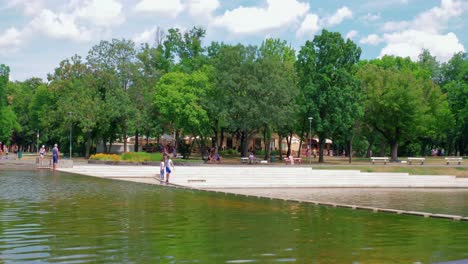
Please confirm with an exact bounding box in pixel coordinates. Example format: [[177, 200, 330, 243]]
[[153, 70, 211, 158], [358, 59, 453, 161], [256, 38, 298, 160], [86, 39, 138, 152], [0, 65, 20, 143], [441, 52, 468, 155], [296, 30, 362, 163], [212, 44, 262, 157]]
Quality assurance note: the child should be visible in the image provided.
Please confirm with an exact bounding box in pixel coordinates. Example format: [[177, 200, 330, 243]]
[[159, 157, 165, 182], [165, 156, 175, 183]]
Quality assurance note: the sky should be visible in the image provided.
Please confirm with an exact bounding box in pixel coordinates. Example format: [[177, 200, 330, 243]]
[[0, 0, 467, 81]]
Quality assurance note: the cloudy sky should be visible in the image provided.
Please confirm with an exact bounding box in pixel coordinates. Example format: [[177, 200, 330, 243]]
[[0, 0, 467, 81]]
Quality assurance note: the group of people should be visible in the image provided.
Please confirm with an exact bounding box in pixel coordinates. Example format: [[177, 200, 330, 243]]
[[37, 144, 60, 170], [0, 143, 19, 160], [159, 154, 175, 183], [207, 148, 222, 163]]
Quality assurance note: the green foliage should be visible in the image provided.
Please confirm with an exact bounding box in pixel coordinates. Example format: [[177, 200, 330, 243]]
[[121, 152, 163, 162], [220, 149, 238, 156], [89, 152, 163, 162], [177, 139, 192, 159], [296, 30, 362, 162]]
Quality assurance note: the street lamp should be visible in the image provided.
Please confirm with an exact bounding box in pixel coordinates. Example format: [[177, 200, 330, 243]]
[[68, 112, 73, 160], [308, 117, 313, 164]]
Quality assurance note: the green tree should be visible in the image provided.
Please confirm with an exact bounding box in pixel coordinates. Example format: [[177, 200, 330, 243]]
[[441, 52, 468, 155], [153, 70, 211, 158], [0, 65, 20, 143], [257, 38, 298, 160], [86, 39, 138, 152], [296, 30, 362, 163], [358, 59, 453, 160]]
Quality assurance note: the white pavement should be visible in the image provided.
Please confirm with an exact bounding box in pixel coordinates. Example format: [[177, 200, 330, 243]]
[[59, 165, 468, 188]]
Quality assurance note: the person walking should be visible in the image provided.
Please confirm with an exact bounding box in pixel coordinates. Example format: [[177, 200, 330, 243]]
[[39, 145, 46, 165], [159, 157, 165, 182], [52, 144, 60, 171], [165, 155, 175, 183]]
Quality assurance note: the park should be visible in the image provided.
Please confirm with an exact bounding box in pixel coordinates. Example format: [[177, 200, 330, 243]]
[[1, 6, 467, 263]]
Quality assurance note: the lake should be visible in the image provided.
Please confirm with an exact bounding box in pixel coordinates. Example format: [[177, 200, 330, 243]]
[[1, 170, 467, 263]]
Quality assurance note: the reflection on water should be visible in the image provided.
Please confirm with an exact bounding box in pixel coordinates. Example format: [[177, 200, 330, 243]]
[[217, 188, 468, 216], [1, 170, 468, 263]]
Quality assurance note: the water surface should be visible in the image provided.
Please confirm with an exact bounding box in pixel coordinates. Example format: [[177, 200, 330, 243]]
[[1, 170, 468, 263]]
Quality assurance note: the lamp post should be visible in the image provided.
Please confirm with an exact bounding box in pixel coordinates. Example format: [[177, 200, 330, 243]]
[[68, 112, 73, 160], [308, 117, 313, 164]]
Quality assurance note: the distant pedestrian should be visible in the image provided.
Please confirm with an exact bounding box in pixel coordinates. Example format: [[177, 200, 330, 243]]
[[159, 157, 165, 182], [52, 144, 60, 171], [39, 145, 46, 165], [165, 155, 175, 183]]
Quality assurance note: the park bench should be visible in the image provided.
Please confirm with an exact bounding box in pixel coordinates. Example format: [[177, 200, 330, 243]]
[[445, 157, 463, 165], [284, 157, 302, 165], [407, 157, 425, 165], [371, 157, 389, 165], [240, 157, 249, 164]]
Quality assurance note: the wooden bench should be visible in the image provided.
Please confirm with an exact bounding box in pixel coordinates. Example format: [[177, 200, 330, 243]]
[[445, 157, 463, 165], [407, 157, 425, 165], [284, 157, 302, 165], [240, 157, 249, 164], [371, 157, 389, 165]]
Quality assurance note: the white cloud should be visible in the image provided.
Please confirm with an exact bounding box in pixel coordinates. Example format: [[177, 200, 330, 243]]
[[135, 0, 184, 17], [380, 30, 464, 62], [187, 0, 219, 17], [345, 30, 358, 40], [377, 0, 466, 62], [296, 13, 320, 38], [360, 34, 383, 45], [382, 0, 463, 33], [0, 27, 22, 55], [75, 0, 124, 27], [361, 13, 380, 22], [29, 9, 92, 42], [213, 0, 309, 34], [133, 27, 157, 44], [325, 6, 352, 27], [1, 0, 44, 16]]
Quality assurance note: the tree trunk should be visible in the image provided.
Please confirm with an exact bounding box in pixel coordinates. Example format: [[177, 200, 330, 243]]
[[318, 136, 325, 163], [85, 137, 92, 159], [348, 138, 353, 164], [379, 142, 386, 156], [278, 134, 284, 160], [263, 127, 271, 160], [391, 141, 398, 161], [219, 128, 224, 152], [366, 141, 373, 158], [134, 130, 139, 152], [241, 132, 249, 157]]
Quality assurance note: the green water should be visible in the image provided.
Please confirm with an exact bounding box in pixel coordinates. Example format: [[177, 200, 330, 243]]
[[1, 171, 467, 263]]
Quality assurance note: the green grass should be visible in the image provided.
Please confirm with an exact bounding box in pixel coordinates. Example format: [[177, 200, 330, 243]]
[[121, 152, 163, 162]]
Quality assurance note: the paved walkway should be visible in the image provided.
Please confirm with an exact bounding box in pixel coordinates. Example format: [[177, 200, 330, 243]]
[[59, 165, 468, 188]]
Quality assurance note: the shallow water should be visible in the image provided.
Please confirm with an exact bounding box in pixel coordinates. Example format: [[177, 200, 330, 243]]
[[1, 170, 468, 263], [214, 188, 468, 216]]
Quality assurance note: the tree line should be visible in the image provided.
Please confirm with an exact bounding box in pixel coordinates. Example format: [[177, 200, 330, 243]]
[[0, 28, 466, 162]]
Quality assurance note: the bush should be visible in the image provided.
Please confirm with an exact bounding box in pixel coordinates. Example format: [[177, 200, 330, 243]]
[[220, 148, 238, 156], [121, 152, 163, 162], [89, 152, 163, 162], [89, 153, 121, 161]]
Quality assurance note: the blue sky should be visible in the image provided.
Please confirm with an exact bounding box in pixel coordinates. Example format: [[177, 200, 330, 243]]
[[0, 0, 466, 81]]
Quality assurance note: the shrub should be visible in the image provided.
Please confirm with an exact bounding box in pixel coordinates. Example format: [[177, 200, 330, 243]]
[[220, 148, 238, 156], [89, 153, 121, 161], [89, 152, 162, 162], [121, 152, 163, 162]]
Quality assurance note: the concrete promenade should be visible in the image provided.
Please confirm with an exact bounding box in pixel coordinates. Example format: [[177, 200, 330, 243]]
[[59, 165, 468, 188], [58, 165, 468, 221]]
